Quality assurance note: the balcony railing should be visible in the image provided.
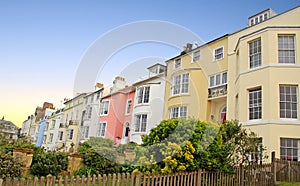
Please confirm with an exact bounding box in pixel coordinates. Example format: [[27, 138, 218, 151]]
[[208, 84, 227, 98], [69, 120, 79, 125], [59, 123, 66, 128]]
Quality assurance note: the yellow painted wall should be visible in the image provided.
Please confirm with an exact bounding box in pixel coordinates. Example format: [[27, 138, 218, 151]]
[[164, 36, 228, 122], [227, 7, 300, 161]]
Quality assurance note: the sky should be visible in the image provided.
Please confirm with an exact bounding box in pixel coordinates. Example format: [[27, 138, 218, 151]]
[[0, 0, 299, 127]]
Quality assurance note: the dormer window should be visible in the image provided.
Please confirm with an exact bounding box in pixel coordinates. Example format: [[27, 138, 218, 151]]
[[248, 8, 277, 27]]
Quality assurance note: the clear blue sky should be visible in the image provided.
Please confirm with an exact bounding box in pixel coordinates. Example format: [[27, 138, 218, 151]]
[[0, 0, 299, 126]]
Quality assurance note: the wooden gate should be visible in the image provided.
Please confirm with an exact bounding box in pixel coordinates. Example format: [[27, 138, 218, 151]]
[[275, 159, 300, 182]]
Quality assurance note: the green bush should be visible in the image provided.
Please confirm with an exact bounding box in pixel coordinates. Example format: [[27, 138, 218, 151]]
[[77, 137, 119, 175], [0, 152, 23, 179], [73, 166, 99, 177], [30, 152, 68, 177]]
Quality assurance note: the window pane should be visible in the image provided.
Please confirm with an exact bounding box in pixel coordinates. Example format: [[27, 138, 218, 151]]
[[278, 35, 295, 64], [249, 39, 261, 68]]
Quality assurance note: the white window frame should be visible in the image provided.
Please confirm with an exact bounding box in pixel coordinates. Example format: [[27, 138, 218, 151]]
[[213, 46, 224, 61], [87, 106, 92, 119], [278, 35, 295, 64], [137, 86, 150, 104], [49, 133, 54, 143], [249, 38, 261, 69], [43, 135, 47, 144], [58, 131, 63, 141], [97, 122, 106, 137], [134, 114, 147, 133], [83, 126, 89, 139], [169, 106, 188, 119], [125, 99, 132, 115], [171, 73, 189, 96], [279, 85, 298, 119], [174, 58, 181, 69], [249, 88, 262, 120], [100, 100, 110, 116], [280, 138, 299, 161], [192, 50, 200, 62], [67, 129, 74, 140], [209, 72, 227, 88]]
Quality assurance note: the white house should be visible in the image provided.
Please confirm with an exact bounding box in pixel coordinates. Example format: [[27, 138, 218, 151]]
[[130, 64, 167, 144]]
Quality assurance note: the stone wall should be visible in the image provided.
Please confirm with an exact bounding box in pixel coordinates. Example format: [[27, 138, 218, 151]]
[[67, 153, 84, 175], [13, 148, 34, 176]]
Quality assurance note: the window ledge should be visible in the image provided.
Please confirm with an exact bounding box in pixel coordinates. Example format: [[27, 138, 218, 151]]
[[168, 93, 190, 100], [242, 119, 300, 126]]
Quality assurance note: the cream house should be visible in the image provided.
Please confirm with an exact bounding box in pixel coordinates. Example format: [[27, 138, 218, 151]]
[[164, 6, 300, 162]]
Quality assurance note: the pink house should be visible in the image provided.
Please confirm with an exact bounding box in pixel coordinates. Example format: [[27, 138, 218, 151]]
[[99, 85, 135, 146]]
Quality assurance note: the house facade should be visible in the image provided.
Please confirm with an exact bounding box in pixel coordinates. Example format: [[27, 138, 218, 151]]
[[43, 108, 64, 151], [130, 64, 167, 144], [164, 36, 228, 123], [163, 6, 300, 162], [81, 84, 103, 141], [99, 77, 135, 146], [226, 7, 300, 162], [61, 93, 86, 152]]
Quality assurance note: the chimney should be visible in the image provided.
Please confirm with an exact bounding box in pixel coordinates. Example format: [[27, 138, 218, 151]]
[[181, 43, 193, 55], [110, 76, 126, 93], [95, 82, 104, 90]]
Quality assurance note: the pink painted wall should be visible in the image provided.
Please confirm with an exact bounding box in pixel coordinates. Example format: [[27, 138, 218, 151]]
[[99, 89, 135, 145]]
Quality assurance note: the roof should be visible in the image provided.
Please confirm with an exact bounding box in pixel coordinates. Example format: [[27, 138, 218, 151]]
[[230, 6, 300, 36], [84, 87, 104, 98], [0, 120, 19, 131], [248, 8, 273, 19], [166, 34, 229, 62], [64, 93, 87, 104], [147, 63, 166, 69], [132, 73, 165, 86], [101, 86, 135, 99]]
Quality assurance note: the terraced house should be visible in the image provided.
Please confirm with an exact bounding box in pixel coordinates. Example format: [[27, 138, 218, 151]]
[[163, 6, 300, 162], [227, 7, 300, 162]]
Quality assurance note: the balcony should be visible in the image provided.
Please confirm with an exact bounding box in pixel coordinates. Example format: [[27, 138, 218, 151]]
[[59, 123, 66, 128], [208, 84, 227, 99], [69, 120, 79, 125]]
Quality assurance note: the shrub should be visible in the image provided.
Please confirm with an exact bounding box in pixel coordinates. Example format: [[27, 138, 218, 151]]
[[0, 152, 23, 179], [30, 152, 68, 177]]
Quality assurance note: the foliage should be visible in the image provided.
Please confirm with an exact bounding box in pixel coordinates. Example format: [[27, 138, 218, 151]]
[[134, 119, 265, 174], [30, 152, 68, 177], [77, 137, 119, 176], [116, 142, 137, 153], [0, 135, 44, 159], [0, 152, 23, 179], [73, 166, 99, 177]]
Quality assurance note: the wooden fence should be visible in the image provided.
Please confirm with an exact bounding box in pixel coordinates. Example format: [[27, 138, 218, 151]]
[[275, 159, 300, 182], [0, 164, 276, 186]]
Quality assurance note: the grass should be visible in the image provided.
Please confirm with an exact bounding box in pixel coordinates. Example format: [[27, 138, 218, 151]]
[[276, 182, 300, 186]]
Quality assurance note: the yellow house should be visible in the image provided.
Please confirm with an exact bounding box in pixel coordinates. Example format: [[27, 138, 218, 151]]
[[164, 6, 300, 162], [227, 7, 300, 162], [164, 36, 228, 124], [60, 93, 86, 152]]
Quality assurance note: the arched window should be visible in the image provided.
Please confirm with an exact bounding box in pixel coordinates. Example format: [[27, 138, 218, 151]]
[[220, 106, 227, 123], [124, 122, 130, 137]]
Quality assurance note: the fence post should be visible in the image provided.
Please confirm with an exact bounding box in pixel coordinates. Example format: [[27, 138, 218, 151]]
[[0, 178, 2, 186], [288, 160, 291, 182], [135, 173, 141, 186], [271, 151, 276, 184], [46, 175, 51, 186], [196, 169, 202, 186]]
